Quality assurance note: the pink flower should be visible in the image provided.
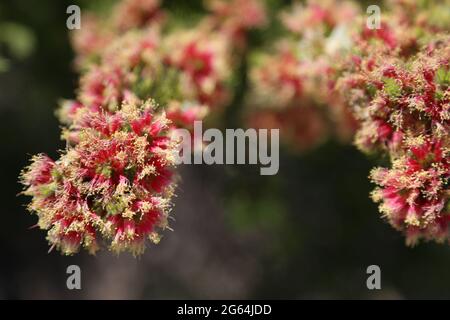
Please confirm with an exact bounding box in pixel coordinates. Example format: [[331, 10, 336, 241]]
[[164, 30, 232, 108], [21, 100, 177, 256], [250, 44, 303, 108], [360, 22, 398, 50], [79, 66, 139, 113], [371, 139, 450, 245]]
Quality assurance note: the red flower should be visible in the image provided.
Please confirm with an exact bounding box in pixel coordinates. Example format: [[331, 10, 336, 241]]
[[21, 100, 177, 256]]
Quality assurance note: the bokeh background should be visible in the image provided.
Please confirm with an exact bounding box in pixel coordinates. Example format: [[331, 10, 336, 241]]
[[1, 0, 450, 299]]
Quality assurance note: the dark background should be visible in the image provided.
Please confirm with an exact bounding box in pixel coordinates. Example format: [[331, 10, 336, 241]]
[[1, 0, 450, 299]]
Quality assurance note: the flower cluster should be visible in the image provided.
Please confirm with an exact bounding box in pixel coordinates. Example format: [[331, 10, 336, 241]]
[[21, 0, 267, 255], [64, 0, 268, 132], [21, 101, 177, 256], [339, 41, 449, 154], [247, 0, 360, 151], [247, 41, 330, 151], [20, 0, 450, 252], [371, 138, 449, 245], [162, 29, 232, 108], [357, 43, 449, 244], [334, 0, 450, 244], [246, 0, 449, 244], [71, 0, 164, 67]]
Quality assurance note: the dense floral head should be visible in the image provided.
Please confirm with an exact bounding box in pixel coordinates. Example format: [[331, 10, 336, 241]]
[[21, 100, 178, 256], [247, 35, 357, 149], [350, 0, 449, 60], [164, 29, 232, 108], [332, 25, 449, 245], [371, 138, 450, 245], [71, 16, 234, 119], [249, 43, 303, 109], [339, 38, 449, 155], [78, 65, 136, 113], [247, 41, 331, 152], [71, 0, 164, 70], [101, 28, 161, 70]]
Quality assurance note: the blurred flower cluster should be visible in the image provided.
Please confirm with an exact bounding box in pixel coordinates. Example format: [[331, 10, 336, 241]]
[[20, 0, 449, 254], [21, 0, 267, 255], [247, 0, 449, 244], [247, 0, 361, 152]]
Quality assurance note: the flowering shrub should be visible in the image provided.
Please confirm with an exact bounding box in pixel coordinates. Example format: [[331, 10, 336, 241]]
[[20, 0, 449, 254]]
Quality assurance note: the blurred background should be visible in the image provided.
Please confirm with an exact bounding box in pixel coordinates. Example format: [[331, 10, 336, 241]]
[[1, 0, 450, 299]]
